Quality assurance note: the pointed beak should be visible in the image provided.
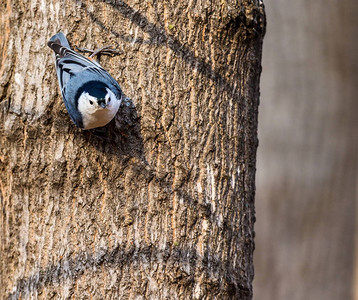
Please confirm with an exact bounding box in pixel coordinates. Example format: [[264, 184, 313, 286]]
[[98, 100, 107, 108]]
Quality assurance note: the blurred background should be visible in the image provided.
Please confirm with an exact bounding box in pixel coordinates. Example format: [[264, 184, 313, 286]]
[[254, 0, 358, 299]]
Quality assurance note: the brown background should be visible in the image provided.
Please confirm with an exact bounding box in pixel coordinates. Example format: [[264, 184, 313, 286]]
[[254, 0, 358, 299]]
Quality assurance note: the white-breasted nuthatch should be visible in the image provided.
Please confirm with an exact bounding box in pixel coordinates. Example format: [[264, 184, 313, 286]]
[[48, 32, 122, 130]]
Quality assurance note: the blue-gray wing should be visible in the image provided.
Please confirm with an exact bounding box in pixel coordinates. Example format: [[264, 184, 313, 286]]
[[59, 53, 122, 95], [48, 37, 119, 96]]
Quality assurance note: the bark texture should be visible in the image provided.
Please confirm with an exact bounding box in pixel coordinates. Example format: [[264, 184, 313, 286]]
[[0, 0, 265, 299], [254, 0, 358, 299]]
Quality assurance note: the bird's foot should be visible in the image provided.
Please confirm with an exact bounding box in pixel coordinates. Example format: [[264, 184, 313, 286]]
[[75, 45, 122, 59]]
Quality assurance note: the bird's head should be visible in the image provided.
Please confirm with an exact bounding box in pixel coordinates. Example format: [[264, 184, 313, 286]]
[[78, 82, 116, 114]]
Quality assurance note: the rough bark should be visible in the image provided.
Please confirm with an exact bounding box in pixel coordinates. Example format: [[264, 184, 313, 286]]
[[254, 0, 358, 299], [0, 0, 265, 299]]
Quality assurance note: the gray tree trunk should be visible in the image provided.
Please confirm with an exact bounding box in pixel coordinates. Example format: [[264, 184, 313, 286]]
[[254, 0, 358, 299], [0, 0, 265, 299]]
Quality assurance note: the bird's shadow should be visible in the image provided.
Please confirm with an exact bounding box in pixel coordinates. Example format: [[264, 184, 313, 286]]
[[79, 95, 144, 160]]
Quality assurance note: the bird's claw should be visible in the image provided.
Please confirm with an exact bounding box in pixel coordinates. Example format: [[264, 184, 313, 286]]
[[75, 45, 122, 58]]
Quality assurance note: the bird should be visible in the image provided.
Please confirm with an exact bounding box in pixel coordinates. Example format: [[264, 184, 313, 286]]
[[47, 32, 122, 130]]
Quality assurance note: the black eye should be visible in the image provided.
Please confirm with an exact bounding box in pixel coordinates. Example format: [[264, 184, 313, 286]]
[[108, 98, 111, 102], [89, 100, 93, 105]]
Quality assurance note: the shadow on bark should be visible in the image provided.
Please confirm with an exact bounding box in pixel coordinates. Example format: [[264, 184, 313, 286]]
[[78, 0, 260, 104], [81, 95, 144, 159], [6, 243, 249, 300]]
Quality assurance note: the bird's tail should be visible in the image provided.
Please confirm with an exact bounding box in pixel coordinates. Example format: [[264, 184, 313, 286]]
[[48, 32, 71, 57]]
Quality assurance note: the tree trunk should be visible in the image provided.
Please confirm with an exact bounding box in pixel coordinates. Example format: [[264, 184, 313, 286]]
[[0, 1, 265, 299]]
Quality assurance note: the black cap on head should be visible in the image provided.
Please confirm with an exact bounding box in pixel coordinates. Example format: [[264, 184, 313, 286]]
[[75, 81, 110, 109], [87, 82, 108, 100]]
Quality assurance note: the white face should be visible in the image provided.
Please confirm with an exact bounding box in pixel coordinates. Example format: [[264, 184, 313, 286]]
[[77, 88, 121, 129]]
